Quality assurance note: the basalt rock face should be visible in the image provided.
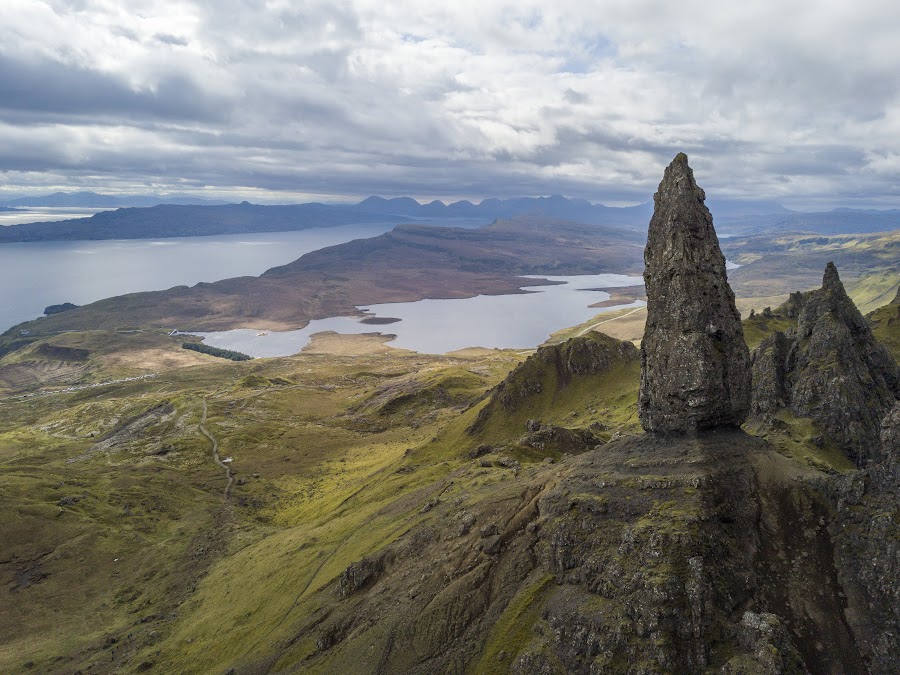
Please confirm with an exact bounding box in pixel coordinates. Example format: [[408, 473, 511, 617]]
[[749, 331, 791, 418], [881, 401, 900, 457], [305, 430, 875, 674], [828, 403, 900, 672], [639, 153, 751, 433], [751, 263, 900, 465]]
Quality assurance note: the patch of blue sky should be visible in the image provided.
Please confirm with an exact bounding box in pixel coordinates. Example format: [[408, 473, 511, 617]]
[[560, 34, 617, 74]]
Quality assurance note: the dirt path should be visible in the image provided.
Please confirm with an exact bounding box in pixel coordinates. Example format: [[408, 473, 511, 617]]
[[199, 400, 233, 501], [576, 306, 645, 337], [0, 372, 159, 402]]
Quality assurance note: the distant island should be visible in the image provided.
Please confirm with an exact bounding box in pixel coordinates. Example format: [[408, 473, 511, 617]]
[[0, 191, 231, 208], [0, 202, 413, 243]]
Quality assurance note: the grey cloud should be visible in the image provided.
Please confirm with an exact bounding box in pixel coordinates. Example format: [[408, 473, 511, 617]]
[[563, 89, 590, 104], [2, 1, 900, 209], [155, 33, 189, 46], [113, 27, 140, 42], [757, 147, 870, 178], [0, 54, 229, 124]]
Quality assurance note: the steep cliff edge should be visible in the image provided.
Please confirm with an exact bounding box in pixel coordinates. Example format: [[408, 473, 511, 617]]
[[284, 429, 864, 675], [825, 403, 900, 673]]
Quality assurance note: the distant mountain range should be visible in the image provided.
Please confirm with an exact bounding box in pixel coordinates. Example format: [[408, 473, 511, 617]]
[[350, 194, 796, 225], [1, 191, 899, 243], [0, 191, 231, 208], [355, 195, 900, 235], [352, 194, 652, 227]]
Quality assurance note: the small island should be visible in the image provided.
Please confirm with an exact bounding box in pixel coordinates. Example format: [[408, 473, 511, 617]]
[[359, 316, 402, 325]]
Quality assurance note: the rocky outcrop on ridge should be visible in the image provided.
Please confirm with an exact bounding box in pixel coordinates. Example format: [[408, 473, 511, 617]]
[[639, 153, 750, 433], [467, 331, 639, 438], [751, 263, 900, 465]]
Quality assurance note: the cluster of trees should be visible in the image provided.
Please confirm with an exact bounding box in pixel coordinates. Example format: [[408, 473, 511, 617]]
[[182, 341, 252, 361]]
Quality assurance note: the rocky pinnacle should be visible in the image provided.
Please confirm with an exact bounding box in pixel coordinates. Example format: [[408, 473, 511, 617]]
[[639, 153, 751, 433]]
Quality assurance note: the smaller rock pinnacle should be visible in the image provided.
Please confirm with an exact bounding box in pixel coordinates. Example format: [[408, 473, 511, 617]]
[[823, 261, 841, 291]]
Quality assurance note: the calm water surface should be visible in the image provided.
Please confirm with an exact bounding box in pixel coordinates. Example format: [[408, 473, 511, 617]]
[[0, 207, 115, 226], [196, 274, 646, 356], [0, 223, 396, 331]]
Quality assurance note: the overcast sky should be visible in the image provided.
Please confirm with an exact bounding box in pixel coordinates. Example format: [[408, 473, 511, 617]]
[[2, 1, 900, 209]]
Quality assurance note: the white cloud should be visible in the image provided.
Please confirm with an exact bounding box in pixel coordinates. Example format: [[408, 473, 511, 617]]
[[1, 0, 899, 207]]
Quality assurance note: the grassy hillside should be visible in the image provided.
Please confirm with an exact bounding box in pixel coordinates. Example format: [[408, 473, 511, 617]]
[[867, 287, 900, 359], [0, 325, 646, 671], [0, 330, 526, 672]]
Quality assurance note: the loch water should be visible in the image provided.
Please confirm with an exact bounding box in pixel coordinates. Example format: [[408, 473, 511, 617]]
[[195, 274, 646, 356]]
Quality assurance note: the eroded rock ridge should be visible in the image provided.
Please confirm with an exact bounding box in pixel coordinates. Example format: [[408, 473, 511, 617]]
[[751, 263, 900, 465]]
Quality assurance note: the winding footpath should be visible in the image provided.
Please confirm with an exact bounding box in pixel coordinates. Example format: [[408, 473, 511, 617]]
[[199, 400, 233, 501], [576, 305, 646, 337]]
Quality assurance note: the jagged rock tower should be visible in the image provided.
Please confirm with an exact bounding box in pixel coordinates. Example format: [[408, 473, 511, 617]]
[[639, 153, 750, 432], [751, 262, 900, 465]]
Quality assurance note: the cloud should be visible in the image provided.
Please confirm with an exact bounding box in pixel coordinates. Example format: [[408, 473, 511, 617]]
[[154, 33, 189, 46], [0, 0, 899, 208], [0, 53, 228, 123]]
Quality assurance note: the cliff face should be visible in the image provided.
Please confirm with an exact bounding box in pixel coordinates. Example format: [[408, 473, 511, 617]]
[[639, 153, 750, 433], [746, 268, 900, 671], [467, 331, 639, 439], [824, 400, 900, 674], [300, 428, 865, 675]]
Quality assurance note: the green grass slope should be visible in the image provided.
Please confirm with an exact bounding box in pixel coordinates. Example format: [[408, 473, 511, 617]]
[[866, 286, 900, 360]]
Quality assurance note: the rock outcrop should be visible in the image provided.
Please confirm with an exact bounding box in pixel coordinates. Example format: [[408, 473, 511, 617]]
[[881, 401, 900, 456], [748, 331, 791, 418], [751, 263, 900, 465], [828, 403, 900, 672], [639, 153, 750, 432], [467, 331, 639, 439]]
